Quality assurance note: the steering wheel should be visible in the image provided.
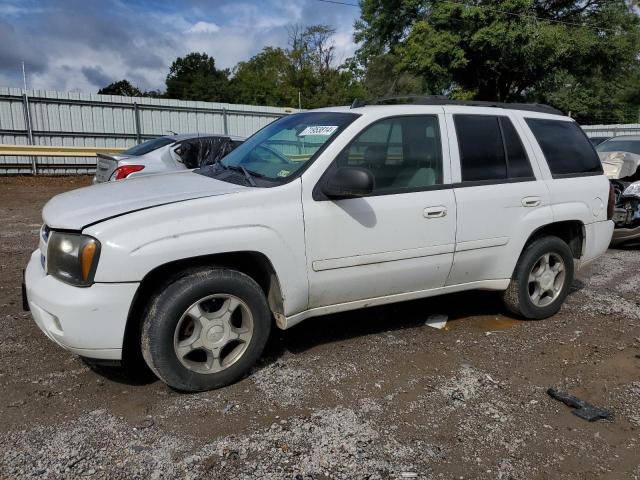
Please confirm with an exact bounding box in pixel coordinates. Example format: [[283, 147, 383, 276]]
[[253, 144, 294, 165]]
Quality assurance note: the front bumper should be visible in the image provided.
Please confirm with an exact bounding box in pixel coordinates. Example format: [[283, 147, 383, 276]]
[[611, 225, 640, 244], [24, 250, 139, 360]]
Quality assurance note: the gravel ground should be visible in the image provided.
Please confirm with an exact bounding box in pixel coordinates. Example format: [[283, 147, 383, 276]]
[[0, 176, 639, 479]]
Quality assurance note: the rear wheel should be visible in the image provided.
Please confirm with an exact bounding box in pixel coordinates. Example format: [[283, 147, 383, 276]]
[[502, 236, 574, 319], [141, 268, 271, 392]]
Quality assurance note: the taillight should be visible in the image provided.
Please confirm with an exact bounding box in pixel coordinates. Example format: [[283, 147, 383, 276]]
[[112, 165, 144, 180], [607, 182, 615, 220]]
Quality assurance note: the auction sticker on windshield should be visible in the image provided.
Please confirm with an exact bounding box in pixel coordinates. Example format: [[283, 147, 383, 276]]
[[298, 126, 338, 137]]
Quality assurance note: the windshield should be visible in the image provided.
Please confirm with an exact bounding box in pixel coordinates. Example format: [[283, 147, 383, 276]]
[[219, 112, 359, 181], [596, 139, 640, 155], [122, 137, 174, 156]]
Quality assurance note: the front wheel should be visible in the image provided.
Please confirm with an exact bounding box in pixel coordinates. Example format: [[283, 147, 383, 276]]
[[502, 236, 575, 319], [141, 268, 271, 392]]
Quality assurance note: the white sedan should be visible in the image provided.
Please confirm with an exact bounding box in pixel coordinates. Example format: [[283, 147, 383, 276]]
[[93, 133, 245, 182]]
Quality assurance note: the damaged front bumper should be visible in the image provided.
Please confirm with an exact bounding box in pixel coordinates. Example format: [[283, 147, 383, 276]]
[[611, 180, 640, 244]]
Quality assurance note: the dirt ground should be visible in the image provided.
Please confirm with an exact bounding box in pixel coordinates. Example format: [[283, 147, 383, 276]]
[[0, 176, 639, 480]]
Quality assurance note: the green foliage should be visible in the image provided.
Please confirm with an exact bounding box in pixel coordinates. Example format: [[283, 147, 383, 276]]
[[99, 26, 362, 109], [95, 8, 640, 123], [98, 80, 143, 97], [354, 0, 640, 123], [230, 47, 297, 106], [230, 25, 363, 108], [165, 52, 231, 102]]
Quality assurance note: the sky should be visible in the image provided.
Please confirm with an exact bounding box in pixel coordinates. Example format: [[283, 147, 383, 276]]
[[0, 0, 361, 93]]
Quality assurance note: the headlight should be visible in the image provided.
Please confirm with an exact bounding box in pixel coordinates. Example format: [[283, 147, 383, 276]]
[[623, 181, 640, 198], [47, 232, 101, 286]]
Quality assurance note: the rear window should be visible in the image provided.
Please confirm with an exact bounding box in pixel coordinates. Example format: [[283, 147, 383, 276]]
[[596, 138, 640, 155], [454, 115, 534, 182], [501, 117, 533, 179], [525, 119, 602, 177], [455, 115, 506, 182], [122, 137, 174, 156]]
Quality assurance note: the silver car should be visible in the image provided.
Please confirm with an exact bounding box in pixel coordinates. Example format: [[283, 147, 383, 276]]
[[596, 135, 640, 244], [93, 133, 245, 183]]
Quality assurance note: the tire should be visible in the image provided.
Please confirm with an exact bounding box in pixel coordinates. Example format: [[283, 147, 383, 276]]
[[502, 235, 574, 320], [141, 267, 271, 392]]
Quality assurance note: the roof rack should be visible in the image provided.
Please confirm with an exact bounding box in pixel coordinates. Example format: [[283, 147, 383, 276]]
[[350, 95, 563, 115]]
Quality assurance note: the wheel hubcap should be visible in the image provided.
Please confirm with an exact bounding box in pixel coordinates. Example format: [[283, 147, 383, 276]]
[[527, 252, 566, 307], [173, 294, 253, 374]]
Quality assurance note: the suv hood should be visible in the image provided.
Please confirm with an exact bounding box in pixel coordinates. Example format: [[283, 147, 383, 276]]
[[599, 151, 640, 180], [44, 170, 246, 230]]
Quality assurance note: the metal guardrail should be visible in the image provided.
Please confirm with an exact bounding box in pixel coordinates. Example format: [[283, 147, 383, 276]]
[[0, 145, 125, 156], [0, 144, 125, 172], [0, 88, 294, 175]]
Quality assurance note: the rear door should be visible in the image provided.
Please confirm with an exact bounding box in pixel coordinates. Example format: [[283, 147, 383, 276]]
[[445, 108, 552, 285]]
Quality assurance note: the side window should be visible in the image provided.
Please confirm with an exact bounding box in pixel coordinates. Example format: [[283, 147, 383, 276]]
[[500, 117, 534, 179], [454, 115, 534, 182], [455, 115, 506, 182], [173, 140, 202, 169], [336, 116, 443, 193], [525, 118, 602, 177], [343, 122, 394, 167]]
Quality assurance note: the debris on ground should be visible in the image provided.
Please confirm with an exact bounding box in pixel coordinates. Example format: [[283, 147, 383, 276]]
[[424, 314, 448, 329], [547, 388, 613, 422], [2, 176, 640, 479], [133, 418, 154, 430]]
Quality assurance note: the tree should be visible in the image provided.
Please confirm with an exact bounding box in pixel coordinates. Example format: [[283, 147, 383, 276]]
[[357, 54, 427, 98], [354, 0, 640, 122], [98, 80, 143, 96], [231, 47, 298, 106], [229, 25, 363, 109], [165, 52, 231, 102], [287, 24, 364, 108]]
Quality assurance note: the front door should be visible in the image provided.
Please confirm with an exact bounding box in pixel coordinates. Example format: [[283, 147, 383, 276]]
[[302, 114, 457, 308]]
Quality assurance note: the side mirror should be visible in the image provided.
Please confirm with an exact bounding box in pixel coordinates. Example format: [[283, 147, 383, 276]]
[[322, 167, 374, 199]]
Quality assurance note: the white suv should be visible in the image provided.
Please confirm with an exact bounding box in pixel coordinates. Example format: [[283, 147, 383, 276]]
[[24, 99, 614, 392]]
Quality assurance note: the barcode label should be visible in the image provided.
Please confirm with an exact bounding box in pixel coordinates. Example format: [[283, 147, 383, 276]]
[[298, 126, 338, 137]]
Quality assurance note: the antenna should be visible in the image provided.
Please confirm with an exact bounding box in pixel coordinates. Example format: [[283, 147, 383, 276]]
[[21, 61, 27, 91]]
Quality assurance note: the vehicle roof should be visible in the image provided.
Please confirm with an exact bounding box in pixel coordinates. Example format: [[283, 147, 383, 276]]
[[165, 133, 246, 142], [311, 104, 568, 120], [602, 135, 640, 141]]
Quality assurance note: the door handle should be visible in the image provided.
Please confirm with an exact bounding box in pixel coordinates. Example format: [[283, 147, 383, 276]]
[[423, 206, 447, 218], [522, 196, 541, 207]]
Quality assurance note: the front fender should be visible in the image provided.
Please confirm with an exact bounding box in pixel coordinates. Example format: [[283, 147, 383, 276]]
[[84, 182, 308, 316]]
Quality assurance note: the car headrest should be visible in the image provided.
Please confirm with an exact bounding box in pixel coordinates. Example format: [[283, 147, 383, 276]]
[[364, 145, 387, 168]]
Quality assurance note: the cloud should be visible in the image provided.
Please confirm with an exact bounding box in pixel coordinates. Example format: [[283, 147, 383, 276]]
[[81, 66, 112, 88], [0, 0, 360, 94], [186, 21, 220, 34], [0, 0, 42, 17]]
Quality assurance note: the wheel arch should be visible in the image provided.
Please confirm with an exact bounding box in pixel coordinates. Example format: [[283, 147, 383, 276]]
[[523, 220, 585, 259], [121, 251, 285, 369]]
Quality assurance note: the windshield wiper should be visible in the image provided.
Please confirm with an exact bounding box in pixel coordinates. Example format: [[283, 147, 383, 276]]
[[238, 166, 257, 187], [224, 164, 259, 186], [211, 162, 274, 186]]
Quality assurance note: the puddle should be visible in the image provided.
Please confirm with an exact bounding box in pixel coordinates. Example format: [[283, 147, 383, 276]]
[[445, 315, 522, 332]]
